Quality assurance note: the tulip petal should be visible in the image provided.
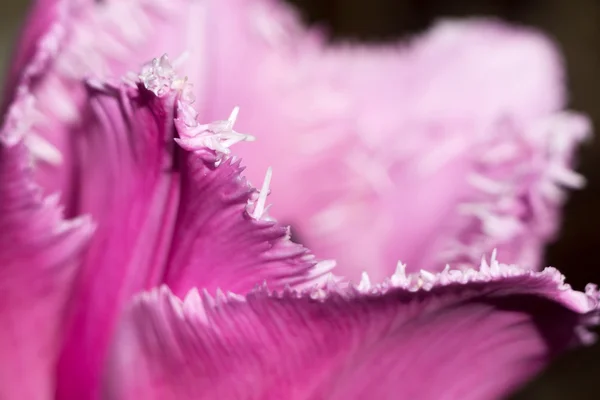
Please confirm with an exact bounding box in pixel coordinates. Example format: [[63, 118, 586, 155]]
[[197, 0, 590, 281], [0, 93, 94, 399], [56, 62, 331, 399], [167, 85, 331, 295], [1, 0, 62, 107], [5, 0, 189, 211], [55, 77, 181, 399], [103, 259, 599, 400]]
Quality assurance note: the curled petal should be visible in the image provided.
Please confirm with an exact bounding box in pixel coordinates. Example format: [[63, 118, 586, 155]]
[[103, 260, 598, 400], [166, 81, 329, 295], [0, 121, 93, 398], [55, 77, 180, 399], [56, 62, 331, 398]]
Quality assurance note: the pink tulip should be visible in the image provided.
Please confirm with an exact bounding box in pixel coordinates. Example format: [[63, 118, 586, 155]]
[[0, 0, 597, 399]]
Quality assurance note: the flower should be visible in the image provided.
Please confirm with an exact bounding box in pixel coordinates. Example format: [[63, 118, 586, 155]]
[[13, 0, 590, 283], [0, 0, 597, 400], [187, 1, 592, 282]]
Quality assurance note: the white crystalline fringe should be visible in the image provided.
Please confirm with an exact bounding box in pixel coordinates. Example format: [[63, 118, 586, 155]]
[[357, 272, 371, 293], [126, 53, 598, 339], [24, 133, 63, 165], [138, 54, 256, 157], [242, 0, 592, 277], [139, 54, 181, 98], [174, 104, 256, 157], [136, 54, 334, 279], [438, 112, 591, 269], [133, 250, 598, 340], [138, 53, 195, 101], [250, 167, 273, 220], [291, 260, 339, 292], [390, 262, 407, 287], [346, 250, 597, 313]]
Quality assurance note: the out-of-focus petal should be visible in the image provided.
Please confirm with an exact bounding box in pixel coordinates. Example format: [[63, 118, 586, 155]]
[[0, 93, 94, 399], [5, 0, 190, 212], [103, 258, 599, 400], [56, 59, 331, 399], [1, 0, 61, 107], [196, 0, 590, 281]]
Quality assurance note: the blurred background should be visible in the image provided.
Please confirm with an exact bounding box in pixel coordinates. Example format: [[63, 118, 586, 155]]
[[1, 0, 599, 398]]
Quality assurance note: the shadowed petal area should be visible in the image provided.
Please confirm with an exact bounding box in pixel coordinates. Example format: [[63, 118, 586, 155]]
[[0, 93, 93, 399], [198, 0, 590, 281], [56, 63, 331, 399], [102, 260, 599, 400]]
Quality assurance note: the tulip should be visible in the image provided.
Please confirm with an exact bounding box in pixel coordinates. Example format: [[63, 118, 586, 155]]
[[1, 0, 597, 399]]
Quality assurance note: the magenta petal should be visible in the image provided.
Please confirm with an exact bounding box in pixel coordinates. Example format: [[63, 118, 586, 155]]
[[55, 78, 180, 399], [163, 154, 332, 294], [0, 97, 93, 398], [103, 261, 598, 400], [165, 99, 331, 296], [56, 62, 331, 399]]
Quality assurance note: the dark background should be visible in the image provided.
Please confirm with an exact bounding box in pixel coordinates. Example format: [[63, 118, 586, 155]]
[[2, 0, 599, 398]]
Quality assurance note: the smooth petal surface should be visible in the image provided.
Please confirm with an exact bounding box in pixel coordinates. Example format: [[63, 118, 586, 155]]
[[194, 0, 590, 281], [0, 93, 93, 398], [56, 61, 331, 399], [103, 260, 599, 400]]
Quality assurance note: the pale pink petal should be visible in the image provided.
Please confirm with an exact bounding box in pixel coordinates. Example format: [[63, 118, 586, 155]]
[[193, 0, 589, 281], [103, 261, 599, 400], [56, 63, 331, 399], [0, 94, 94, 399]]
